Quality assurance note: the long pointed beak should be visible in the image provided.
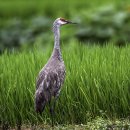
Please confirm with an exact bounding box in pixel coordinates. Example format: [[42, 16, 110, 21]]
[[66, 20, 77, 24]]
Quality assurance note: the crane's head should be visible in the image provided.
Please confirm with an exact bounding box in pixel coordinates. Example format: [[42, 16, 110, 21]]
[[53, 17, 77, 26]]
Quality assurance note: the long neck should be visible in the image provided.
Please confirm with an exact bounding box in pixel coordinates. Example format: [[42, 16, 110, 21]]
[[52, 24, 63, 61], [54, 25, 60, 49]]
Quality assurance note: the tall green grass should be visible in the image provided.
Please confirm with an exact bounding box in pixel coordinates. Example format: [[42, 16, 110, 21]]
[[0, 43, 130, 126]]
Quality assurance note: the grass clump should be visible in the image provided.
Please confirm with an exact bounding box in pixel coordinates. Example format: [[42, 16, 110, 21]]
[[0, 43, 130, 127]]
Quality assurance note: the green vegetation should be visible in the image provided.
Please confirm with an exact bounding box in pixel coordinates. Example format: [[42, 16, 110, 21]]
[[0, 0, 130, 129], [0, 0, 130, 53], [76, 5, 130, 45], [0, 43, 130, 127], [7, 118, 130, 129], [0, 0, 129, 19]]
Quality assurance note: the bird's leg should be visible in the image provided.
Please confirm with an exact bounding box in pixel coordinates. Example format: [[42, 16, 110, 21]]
[[49, 95, 59, 128], [48, 90, 54, 128], [52, 93, 60, 118], [49, 99, 54, 128]]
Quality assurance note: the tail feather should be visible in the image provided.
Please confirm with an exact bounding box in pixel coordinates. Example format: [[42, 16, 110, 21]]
[[35, 89, 46, 114]]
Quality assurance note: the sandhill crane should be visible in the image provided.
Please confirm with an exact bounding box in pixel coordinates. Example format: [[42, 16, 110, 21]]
[[35, 18, 76, 126]]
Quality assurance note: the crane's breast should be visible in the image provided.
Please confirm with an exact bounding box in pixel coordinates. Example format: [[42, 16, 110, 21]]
[[36, 63, 66, 98], [50, 65, 66, 96]]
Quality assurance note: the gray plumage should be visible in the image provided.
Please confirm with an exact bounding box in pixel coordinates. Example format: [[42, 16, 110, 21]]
[[34, 18, 76, 122], [35, 48, 65, 113]]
